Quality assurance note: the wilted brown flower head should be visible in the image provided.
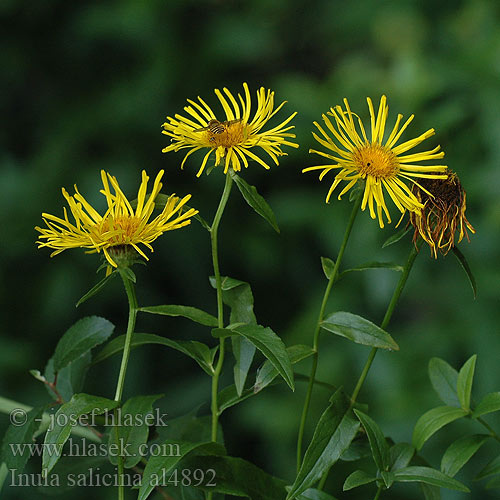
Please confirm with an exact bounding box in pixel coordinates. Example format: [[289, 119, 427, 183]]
[[409, 171, 475, 258]]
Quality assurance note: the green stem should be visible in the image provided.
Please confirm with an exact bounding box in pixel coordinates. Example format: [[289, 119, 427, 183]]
[[296, 193, 362, 471], [114, 269, 138, 403], [210, 173, 233, 442], [373, 484, 383, 500], [477, 417, 500, 443], [350, 244, 419, 406]]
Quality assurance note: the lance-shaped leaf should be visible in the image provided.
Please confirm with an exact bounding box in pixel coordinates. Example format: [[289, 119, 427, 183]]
[[1, 406, 44, 472], [108, 394, 163, 468], [53, 316, 114, 372], [138, 441, 226, 500], [254, 345, 314, 393], [393, 466, 470, 492], [178, 454, 288, 500], [472, 392, 500, 418], [382, 227, 411, 248], [353, 410, 390, 473], [232, 172, 280, 232], [390, 442, 415, 471], [321, 312, 399, 350], [441, 434, 489, 477], [412, 406, 468, 450], [452, 246, 477, 299], [139, 305, 218, 327], [338, 261, 404, 280], [229, 324, 294, 391], [295, 488, 338, 500], [457, 354, 476, 411], [428, 358, 460, 407], [209, 275, 257, 395], [93, 332, 216, 376], [287, 390, 360, 499], [43, 394, 118, 475], [76, 272, 117, 307], [475, 454, 500, 481], [343, 470, 376, 491]]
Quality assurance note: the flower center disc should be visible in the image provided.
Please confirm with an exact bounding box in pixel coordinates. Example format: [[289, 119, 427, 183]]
[[207, 121, 247, 148], [354, 144, 400, 178], [98, 215, 141, 244]]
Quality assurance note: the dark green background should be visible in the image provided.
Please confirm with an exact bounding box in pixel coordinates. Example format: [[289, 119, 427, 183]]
[[1, 0, 499, 498]]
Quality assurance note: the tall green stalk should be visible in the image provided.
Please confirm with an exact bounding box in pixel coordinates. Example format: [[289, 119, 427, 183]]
[[350, 243, 419, 406], [210, 173, 233, 442], [296, 193, 362, 471], [114, 268, 139, 500]]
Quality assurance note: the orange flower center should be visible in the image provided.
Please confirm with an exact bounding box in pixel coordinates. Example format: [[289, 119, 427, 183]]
[[206, 120, 247, 148], [97, 215, 141, 244], [353, 144, 400, 179]]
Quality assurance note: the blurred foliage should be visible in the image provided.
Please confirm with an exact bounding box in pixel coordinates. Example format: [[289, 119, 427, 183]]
[[1, 0, 499, 498]]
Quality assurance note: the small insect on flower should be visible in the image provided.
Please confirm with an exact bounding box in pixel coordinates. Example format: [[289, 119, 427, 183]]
[[36, 170, 198, 270], [193, 119, 243, 142], [162, 82, 299, 176], [409, 171, 475, 258], [304, 95, 448, 228]]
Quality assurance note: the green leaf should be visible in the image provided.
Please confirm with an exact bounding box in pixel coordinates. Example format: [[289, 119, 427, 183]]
[[353, 410, 390, 472], [295, 488, 338, 500], [108, 394, 163, 468], [472, 392, 500, 418], [76, 272, 117, 307], [0, 462, 7, 495], [45, 352, 92, 402], [452, 246, 477, 299], [343, 470, 376, 491], [390, 442, 415, 471], [232, 172, 279, 232], [382, 227, 411, 248], [380, 470, 395, 488], [180, 454, 288, 500], [428, 358, 460, 407], [321, 257, 335, 280], [457, 354, 476, 411], [486, 474, 500, 490], [1, 406, 44, 471], [321, 312, 399, 350], [232, 337, 256, 397], [475, 454, 500, 480], [229, 324, 294, 391], [420, 483, 441, 500], [340, 439, 371, 461], [338, 261, 404, 279], [441, 434, 489, 477], [287, 390, 360, 499], [393, 466, 470, 492], [42, 394, 118, 475], [53, 316, 114, 372], [137, 441, 226, 500], [412, 406, 468, 450], [209, 276, 257, 393], [217, 385, 256, 414], [254, 345, 314, 393], [139, 305, 218, 327], [93, 333, 216, 376], [155, 413, 222, 445], [119, 266, 136, 283]]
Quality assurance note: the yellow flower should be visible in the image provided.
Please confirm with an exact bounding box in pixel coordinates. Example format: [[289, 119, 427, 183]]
[[162, 82, 298, 176], [36, 170, 197, 268], [303, 95, 448, 227], [409, 171, 475, 258]]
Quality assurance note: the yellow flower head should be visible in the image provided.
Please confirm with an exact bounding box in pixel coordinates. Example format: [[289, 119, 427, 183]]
[[303, 96, 448, 227], [36, 170, 198, 268], [162, 82, 299, 176], [409, 171, 475, 258]]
